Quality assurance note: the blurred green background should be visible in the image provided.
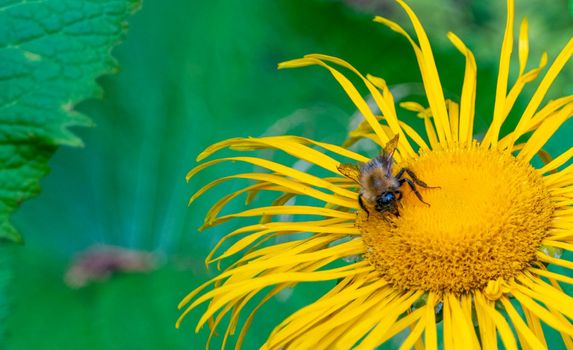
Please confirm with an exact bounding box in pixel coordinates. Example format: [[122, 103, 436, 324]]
[[7, 0, 573, 349]]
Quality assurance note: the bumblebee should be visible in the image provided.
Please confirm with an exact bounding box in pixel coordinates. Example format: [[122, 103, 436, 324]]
[[338, 135, 437, 216]]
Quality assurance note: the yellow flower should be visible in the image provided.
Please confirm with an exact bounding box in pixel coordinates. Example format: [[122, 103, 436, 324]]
[[177, 0, 573, 348]]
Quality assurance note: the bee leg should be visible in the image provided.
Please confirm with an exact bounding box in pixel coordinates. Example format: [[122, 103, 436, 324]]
[[397, 168, 440, 189], [358, 194, 370, 217], [399, 178, 431, 206]]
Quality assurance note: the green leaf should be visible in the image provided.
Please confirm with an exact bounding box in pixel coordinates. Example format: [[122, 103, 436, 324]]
[[0, 0, 140, 242]]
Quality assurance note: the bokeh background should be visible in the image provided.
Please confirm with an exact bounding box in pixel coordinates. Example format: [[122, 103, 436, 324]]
[[7, 0, 573, 348]]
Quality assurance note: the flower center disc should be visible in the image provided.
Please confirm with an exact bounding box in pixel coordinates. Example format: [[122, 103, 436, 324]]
[[359, 147, 554, 293]]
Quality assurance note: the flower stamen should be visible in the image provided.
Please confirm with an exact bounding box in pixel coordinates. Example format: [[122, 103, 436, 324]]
[[360, 146, 554, 293]]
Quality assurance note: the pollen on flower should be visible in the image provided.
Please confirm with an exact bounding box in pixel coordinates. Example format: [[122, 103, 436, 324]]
[[359, 146, 554, 294]]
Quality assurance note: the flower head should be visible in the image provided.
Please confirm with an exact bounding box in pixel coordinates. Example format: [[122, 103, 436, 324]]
[[177, 0, 573, 348]]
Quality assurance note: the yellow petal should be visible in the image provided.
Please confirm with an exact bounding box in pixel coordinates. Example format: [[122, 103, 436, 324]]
[[267, 276, 386, 348], [234, 138, 341, 172], [279, 57, 391, 148], [502, 55, 548, 127], [540, 277, 573, 349], [210, 225, 361, 263], [395, 0, 452, 146], [236, 285, 286, 349], [336, 292, 402, 348], [447, 32, 477, 146], [539, 146, 573, 174], [518, 17, 529, 75], [303, 54, 417, 157], [518, 104, 573, 161], [446, 99, 459, 143], [537, 251, 573, 269], [541, 240, 573, 253], [189, 263, 372, 331], [527, 96, 573, 133], [352, 290, 424, 349], [197, 136, 348, 174], [475, 292, 518, 350], [424, 293, 438, 350], [398, 314, 426, 350], [512, 288, 573, 336], [297, 286, 394, 349], [544, 163, 573, 188], [529, 267, 573, 285], [201, 182, 272, 227], [474, 291, 498, 350], [399, 120, 430, 151], [259, 192, 296, 223], [516, 277, 573, 320], [187, 156, 357, 199], [378, 307, 425, 344], [442, 296, 455, 350], [190, 173, 357, 210], [424, 115, 440, 149], [310, 139, 370, 162], [230, 259, 339, 349], [207, 205, 355, 228], [522, 307, 548, 348], [500, 297, 547, 349], [511, 37, 573, 146], [222, 136, 370, 163], [291, 285, 394, 349], [400, 101, 427, 114], [448, 294, 479, 349], [482, 0, 514, 149]]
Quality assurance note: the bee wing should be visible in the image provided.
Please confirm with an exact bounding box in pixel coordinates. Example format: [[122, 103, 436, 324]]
[[381, 134, 399, 160], [337, 163, 361, 183]]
